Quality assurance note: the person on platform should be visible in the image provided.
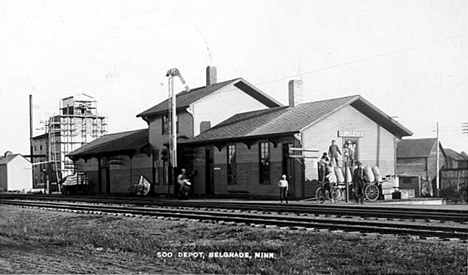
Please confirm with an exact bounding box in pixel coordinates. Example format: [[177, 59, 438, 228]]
[[353, 161, 366, 204], [177, 169, 191, 200], [277, 175, 289, 204], [347, 140, 355, 166], [328, 140, 342, 167], [325, 165, 337, 203], [318, 152, 330, 182]]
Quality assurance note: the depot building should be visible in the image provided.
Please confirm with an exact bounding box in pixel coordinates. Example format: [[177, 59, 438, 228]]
[[68, 67, 412, 198], [182, 80, 413, 199]]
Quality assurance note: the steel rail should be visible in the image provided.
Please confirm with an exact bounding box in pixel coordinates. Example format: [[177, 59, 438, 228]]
[[1, 194, 466, 222], [2, 199, 467, 240]]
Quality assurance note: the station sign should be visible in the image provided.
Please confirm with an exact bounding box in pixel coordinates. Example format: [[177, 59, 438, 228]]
[[337, 130, 364, 138]]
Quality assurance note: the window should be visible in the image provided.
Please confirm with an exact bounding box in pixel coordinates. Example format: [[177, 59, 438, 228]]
[[162, 116, 169, 134], [162, 115, 179, 134], [259, 142, 270, 184], [227, 144, 237, 184], [40, 145, 43, 150]]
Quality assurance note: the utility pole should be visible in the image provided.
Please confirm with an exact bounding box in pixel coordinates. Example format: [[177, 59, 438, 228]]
[[436, 122, 440, 197], [29, 95, 34, 186]]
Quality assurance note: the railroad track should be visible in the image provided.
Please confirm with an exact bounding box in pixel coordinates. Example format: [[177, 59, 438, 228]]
[[1, 193, 467, 222], [2, 199, 467, 241]]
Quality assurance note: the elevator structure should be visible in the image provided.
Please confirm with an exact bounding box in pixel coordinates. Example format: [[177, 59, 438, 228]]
[[31, 94, 107, 188]]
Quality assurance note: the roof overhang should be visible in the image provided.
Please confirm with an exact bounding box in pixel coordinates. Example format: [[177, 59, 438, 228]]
[[350, 97, 413, 138]]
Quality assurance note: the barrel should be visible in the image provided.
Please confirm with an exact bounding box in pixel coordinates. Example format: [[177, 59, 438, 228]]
[[334, 166, 344, 183], [364, 166, 375, 182], [372, 166, 382, 182], [345, 167, 352, 183]]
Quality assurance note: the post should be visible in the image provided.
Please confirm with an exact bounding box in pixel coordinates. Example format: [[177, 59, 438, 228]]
[[167, 74, 178, 196], [29, 95, 34, 186], [436, 122, 440, 197], [345, 159, 349, 203]]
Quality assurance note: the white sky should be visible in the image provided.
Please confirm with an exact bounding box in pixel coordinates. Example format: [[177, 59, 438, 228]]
[[1, 0, 467, 155]]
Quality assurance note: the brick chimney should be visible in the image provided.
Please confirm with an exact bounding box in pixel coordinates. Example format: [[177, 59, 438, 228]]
[[206, 66, 217, 86], [288, 79, 303, 107]]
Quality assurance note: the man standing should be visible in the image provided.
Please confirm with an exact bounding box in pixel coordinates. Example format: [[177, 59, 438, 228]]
[[318, 152, 330, 182], [328, 140, 342, 167], [353, 161, 365, 204], [277, 175, 289, 203]]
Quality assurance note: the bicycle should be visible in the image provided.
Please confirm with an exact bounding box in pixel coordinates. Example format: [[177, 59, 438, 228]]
[[316, 182, 341, 204]]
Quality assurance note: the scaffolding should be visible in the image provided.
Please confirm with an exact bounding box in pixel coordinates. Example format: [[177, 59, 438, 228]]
[[45, 94, 107, 179]]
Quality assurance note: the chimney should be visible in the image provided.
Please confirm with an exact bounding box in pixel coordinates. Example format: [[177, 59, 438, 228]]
[[288, 79, 303, 107], [200, 121, 211, 133], [206, 66, 217, 86]]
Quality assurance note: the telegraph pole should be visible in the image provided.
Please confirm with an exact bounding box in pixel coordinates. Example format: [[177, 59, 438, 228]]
[[436, 122, 440, 197]]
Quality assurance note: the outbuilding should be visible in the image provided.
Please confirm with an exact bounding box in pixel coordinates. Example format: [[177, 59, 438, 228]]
[[0, 152, 32, 192]]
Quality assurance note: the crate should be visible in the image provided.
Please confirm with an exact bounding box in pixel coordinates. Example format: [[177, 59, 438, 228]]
[[392, 192, 401, 199], [384, 194, 393, 200], [381, 188, 394, 195], [400, 189, 415, 199]]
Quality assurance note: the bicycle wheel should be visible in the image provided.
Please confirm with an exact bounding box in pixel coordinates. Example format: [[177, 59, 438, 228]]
[[365, 184, 379, 202], [316, 187, 326, 204]]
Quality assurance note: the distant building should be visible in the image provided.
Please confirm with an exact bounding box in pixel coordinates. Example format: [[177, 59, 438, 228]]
[[0, 151, 32, 191], [31, 94, 107, 188], [440, 148, 468, 199], [444, 148, 468, 169], [396, 138, 445, 197], [31, 133, 48, 188]]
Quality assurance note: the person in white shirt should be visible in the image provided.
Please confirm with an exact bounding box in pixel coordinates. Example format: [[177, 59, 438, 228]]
[[277, 174, 289, 203]]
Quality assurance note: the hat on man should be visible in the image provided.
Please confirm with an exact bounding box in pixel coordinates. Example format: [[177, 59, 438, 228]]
[[355, 161, 362, 165]]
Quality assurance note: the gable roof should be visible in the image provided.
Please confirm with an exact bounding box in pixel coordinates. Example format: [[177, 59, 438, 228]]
[[136, 78, 282, 118], [397, 138, 438, 158], [185, 95, 412, 145], [0, 154, 21, 165], [444, 148, 466, 161], [68, 129, 150, 159]]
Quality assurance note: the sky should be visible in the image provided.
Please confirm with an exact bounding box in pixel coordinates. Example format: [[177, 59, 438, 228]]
[[1, 0, 467, 156]]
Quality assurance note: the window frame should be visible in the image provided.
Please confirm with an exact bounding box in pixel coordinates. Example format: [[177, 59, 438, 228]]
[[259, 142, 270, 184], [227, 144, 237, 184]]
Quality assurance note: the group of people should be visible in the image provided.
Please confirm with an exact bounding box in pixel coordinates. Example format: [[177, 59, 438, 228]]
[[317, 140, 366, 204]]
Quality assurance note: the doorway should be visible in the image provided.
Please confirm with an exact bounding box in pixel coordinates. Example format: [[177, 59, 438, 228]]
[[282, 143, 294, 196], [342, 139, 358, 167]]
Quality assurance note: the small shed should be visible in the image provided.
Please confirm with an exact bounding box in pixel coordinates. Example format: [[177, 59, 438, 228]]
[[0, 152, 32, 191]]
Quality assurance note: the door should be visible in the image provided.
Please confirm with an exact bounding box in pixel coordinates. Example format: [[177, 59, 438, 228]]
[[205, 149, 214, 195], [282, 143, 294, 196], [342, 139, 358, 167]]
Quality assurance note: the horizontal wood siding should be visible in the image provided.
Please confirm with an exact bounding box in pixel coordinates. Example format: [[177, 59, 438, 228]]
[[73, 153, 152, 195], [193, 86, 268, 136], [302, 105, 396, 174], [301, 105, 397, 195], [148, 111, 193, 150]]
